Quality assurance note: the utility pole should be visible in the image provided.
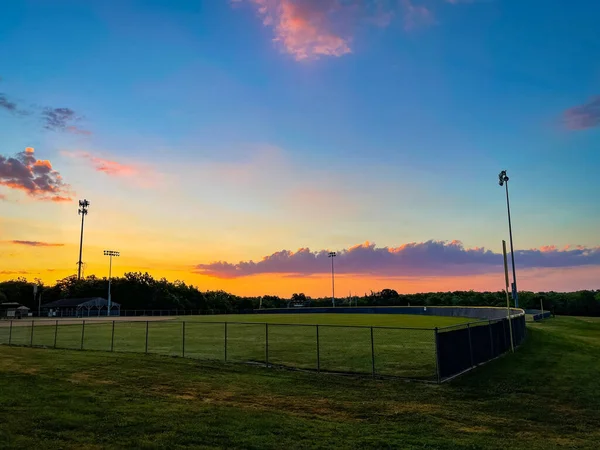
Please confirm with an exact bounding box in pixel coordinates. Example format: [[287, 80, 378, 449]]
[[498, 171, 518, 308], [104, 250, 120, 316], [328, 252, 336, 307], [77, 199, 90, 280]]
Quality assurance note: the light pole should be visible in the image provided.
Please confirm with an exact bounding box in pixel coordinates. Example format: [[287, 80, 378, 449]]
[[77, 199, 90, 280], [104, 250, 120, 316], [328, 251, 336, 307], [498, 170, 518, 308]]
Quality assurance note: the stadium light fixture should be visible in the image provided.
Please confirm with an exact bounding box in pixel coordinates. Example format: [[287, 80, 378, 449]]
[[498, 170, 519, 308], [104, 250, 120, 316], [77, 199, 90, 280], [328, 252, 336, 307]]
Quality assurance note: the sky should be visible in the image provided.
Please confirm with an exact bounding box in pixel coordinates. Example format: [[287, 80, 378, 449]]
[[1, 0, 599, 297]]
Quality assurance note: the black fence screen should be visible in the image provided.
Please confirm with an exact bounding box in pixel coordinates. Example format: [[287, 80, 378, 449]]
[[436, 315, 527, 381]]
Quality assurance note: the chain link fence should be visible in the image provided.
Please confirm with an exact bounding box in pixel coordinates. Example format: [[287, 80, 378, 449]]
[[0, 314, 526, 382]]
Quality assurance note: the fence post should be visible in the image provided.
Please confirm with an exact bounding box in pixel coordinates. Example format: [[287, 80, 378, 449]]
[[30, 320, 34, 346], [182, 321, 186, 358], [488, 320, 494, 358], [80, 320, 85, 350], [8, 320, 12, 345], [467, 323, 474, 368], [224, 322, 228, 361], [316, 325, 320, 373], [265, 323, 269, 367], [434, 328, 441, 384], [54, 320, 58, 348], [370, 326, 376, 378], [145, 321, 149, 353], [111, 321, 115, 352]]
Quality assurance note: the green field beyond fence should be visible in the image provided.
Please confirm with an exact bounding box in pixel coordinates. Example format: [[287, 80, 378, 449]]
[[0, 314, 470, 381]]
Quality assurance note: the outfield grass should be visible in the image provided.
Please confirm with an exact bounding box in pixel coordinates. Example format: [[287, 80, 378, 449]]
[[0, 314, 468, 380], [0, 316, 598, 449]]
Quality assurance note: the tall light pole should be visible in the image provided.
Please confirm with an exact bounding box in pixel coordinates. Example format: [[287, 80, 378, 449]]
[[104, 250, 119, 316], [498, 170, 518, 308], [328, 251, 336, 307], [77, 199, 90, 280]]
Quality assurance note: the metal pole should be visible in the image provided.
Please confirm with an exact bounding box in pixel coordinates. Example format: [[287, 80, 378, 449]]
[[77, 207, 85, 280], [540, 298, 545, 320], [331, 257, 335, 307], [504, 181, 518, 308], [8, 320, 12, 345], [54, 320, 58, 348], [316, 325, 320, 373], [182, 322, 186, 358], [111, 321, 115, 352], [108, 254, 112, 314], [502, 240, 515, 352], [467, 323, 474, 367], [224, 322, 228, 361], [145, 321, 149, 353], [265, 323, 269, 367], [30, 320, 34, 346], [370, 326, 375, 378], [434, 328, 440, 384], [81, 320, 85, 350]]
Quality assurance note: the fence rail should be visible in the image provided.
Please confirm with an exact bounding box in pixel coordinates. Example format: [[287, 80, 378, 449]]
[[0, 314, 527, 382]]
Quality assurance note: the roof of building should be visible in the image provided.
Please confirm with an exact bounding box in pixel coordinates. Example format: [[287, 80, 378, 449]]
[[41, 297, 119, 309]]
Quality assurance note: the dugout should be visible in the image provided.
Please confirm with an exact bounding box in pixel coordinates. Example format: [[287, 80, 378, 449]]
[[41, 297, 121, 317], [0, 302, 30, 319]]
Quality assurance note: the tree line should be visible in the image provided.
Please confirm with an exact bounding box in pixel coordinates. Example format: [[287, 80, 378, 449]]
[[1, 273, 599, 317]]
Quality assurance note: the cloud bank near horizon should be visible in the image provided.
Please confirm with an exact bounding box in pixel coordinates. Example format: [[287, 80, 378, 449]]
[[194, 240, 600, 279]]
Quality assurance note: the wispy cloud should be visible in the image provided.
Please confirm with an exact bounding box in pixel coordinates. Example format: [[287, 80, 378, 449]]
[[401, 0, 434, 31], [10, 240, 65, 247], [0, 79, 91, 135], [194, 240, 600, 278], [0, 147, 72, 202], [563, 96, 600, 130], [62, 151, 139, 177], [0, 270, 30, 275], [234, 0, 465, 60]]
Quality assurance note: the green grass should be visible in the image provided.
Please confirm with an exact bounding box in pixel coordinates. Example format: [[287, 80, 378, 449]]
[[0, 314, 468, 380], [0, 316, 598, 449]]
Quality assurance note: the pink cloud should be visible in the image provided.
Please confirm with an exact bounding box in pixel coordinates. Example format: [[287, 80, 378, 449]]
[[10, 240, 64, 247], [62, 151, 138, 177], [194, 240, 600, 279], [563, 96, 600, 130], [0, 147, 72, 202]]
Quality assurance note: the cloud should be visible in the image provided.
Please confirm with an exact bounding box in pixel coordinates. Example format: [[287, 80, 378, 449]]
[[0, 193, 6, 201], [194, 240, 600, 278], [0, 147, 72, 202], [235, 0, 458, 59], [563, 96, 600, 130], [10, 240, 64, 247], [0, 94, 18, 112], [0, 270, 30, 275], [62, 151, 138, 177], [0, 81, 90, 134], [401, 0, 434, 31]]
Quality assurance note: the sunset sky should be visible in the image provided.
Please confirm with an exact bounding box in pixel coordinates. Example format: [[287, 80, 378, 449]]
[[1, 0, 599, 297]]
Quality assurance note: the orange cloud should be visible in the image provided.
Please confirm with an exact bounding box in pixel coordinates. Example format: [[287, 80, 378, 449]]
[[0, 147, 72, 202], [62, 151, 138, 177]]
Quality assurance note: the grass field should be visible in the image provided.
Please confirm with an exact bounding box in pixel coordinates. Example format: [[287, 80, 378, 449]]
[[0, 316, 598, 449], [0, 314, 469, 380]]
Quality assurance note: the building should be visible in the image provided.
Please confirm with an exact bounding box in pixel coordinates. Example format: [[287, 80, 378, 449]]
[[41, 297, 121, 317], [0, 302, 30, 319]]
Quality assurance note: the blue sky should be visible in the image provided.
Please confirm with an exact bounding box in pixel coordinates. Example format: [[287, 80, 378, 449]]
[[1, 0, 599, 295]]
